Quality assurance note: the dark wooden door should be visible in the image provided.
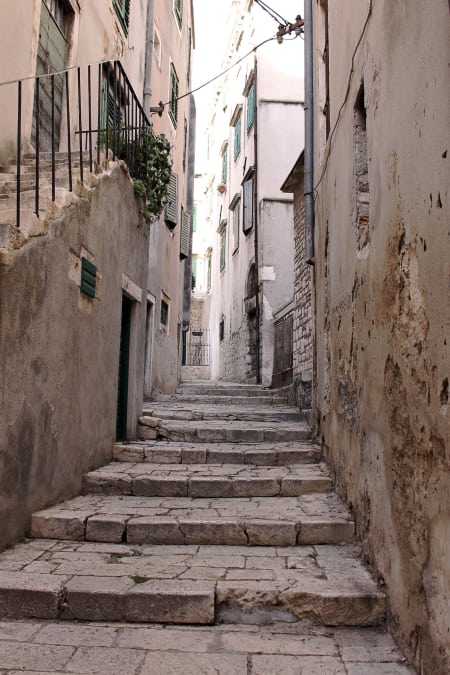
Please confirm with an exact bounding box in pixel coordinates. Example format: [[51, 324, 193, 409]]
[[116, 295, 132, 440]]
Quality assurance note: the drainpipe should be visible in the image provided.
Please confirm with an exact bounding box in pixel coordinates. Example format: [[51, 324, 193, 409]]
[[143, 0, 155, 114], [304, 0, 315, 264], [253, 54, 261, 384]]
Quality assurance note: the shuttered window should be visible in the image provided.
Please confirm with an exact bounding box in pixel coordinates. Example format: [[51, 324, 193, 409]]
[[164, 172, 178, 227], [180, 209, 191, 259], [221, 146, 228, 185], [173, 0, 183, 29], [169, 63, 179, 127], [246, 82, 255, 131], [234, 115, 241, 160], [219, 227, 226, 272], [80, 257, 97, 298], [113, 0, 131, 36], [243, 176, 253, 233]]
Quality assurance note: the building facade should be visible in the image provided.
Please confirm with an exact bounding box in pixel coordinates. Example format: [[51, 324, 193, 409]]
[[0, 0, 195, 549], [310, 1, 449, 672], [193, 0, 304, 387]]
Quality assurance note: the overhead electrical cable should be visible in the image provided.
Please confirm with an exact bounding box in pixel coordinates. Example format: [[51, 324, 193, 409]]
[[157, 31, 299, 113]]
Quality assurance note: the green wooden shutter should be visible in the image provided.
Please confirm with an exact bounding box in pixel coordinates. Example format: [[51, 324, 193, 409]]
[[234, 116, 241, 160], [164, 172, 178, 226], [80, 257, 97, 298], [180, 210, 191, 259], [243, 177, 253, 233], [113, 0, 131, 35], [169, 63, 179, 127], [246, 82, 255, 130]]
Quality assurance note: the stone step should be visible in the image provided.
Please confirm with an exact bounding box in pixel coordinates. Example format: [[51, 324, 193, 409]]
[[30, 493, 354, 546], [83, 462, 332, 498], [142, 401, 303, 423], [154, 393, 290, 406], [0, 540, 385, 627], [137, 418, 310, 443], [176, 382, 288, 399], [113, 441, 321, 465], [0, 620, 415, 675]]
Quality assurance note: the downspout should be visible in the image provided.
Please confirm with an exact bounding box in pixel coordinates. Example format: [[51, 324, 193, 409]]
[[304, 0, 315, 264], [143, 0, 155, 114], [253, 54, 261, 384]]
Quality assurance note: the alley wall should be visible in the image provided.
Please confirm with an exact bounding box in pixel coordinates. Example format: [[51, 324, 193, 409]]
[[0, 164, 148, 550], [313, 1, 449, 672]]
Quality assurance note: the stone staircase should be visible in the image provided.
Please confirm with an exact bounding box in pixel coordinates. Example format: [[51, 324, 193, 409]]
[[0, 381, 413, 672], [0, 151, 101, 259], [0, 380, 382, 622]]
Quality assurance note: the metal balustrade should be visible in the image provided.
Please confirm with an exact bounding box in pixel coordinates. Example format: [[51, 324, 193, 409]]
[[0, 60, 151, 229]]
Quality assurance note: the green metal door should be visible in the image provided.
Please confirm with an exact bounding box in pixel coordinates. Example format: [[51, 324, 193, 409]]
[[116, 295, 132, 440]]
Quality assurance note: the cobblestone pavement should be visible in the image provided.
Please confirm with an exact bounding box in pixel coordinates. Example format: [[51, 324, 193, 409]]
[[0, 381, 415, 672], [0, 620, 414, 674]]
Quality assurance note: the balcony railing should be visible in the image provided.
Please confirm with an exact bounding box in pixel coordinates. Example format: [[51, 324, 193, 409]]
[[0, 60, 151, 229]]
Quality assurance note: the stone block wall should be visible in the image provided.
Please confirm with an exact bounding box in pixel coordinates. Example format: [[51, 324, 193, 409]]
[[292, 192, 313, 411]]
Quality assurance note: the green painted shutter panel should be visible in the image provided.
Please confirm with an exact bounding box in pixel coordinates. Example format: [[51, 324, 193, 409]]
[[243, 177, 253, 233], [234, 116, 241, 160], [113, 0, 131, 35], [247, 83, 255, 130], [180, 210, 191, 259], [80, 257, 97, 298], [164, 172, 178, 226]]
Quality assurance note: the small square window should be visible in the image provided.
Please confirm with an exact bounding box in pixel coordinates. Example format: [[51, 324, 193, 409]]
[[160, 298, 169, 330]]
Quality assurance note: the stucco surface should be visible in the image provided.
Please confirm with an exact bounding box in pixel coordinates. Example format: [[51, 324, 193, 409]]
[[0, 164, 148, 550], [313, 1, 449, 673]]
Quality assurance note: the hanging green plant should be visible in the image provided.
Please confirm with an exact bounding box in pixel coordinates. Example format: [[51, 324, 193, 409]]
[[98, 126, 172, 225], [132, 131, 172, 224]]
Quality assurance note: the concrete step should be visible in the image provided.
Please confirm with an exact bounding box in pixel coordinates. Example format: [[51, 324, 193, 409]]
[[137, 417, 311, 443], [30, 493, 354, 546], [0, 540, 385, 627], [142, 401, 303, 423], [82, 462, 332, 498], [113, 441, 321, 465]]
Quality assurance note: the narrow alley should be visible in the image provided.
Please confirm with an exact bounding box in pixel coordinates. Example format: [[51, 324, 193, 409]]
[[0, 381, 412, 673], [0, 0, 448, 673]]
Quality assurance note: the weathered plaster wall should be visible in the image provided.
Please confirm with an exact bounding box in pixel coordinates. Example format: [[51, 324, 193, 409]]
[[0, 164, 148, 550], [313, 1, 449, 672]]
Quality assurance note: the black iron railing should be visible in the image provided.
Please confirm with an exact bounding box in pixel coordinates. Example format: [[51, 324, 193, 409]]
[[1, 60, 151, 229]]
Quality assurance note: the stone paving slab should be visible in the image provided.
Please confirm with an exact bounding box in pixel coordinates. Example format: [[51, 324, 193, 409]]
[[29, 493, 354, 546], [0, 542, 384, 626], [138, 418, 310, 443], [83, 462, 332, 498], [0, 620, 414, 674], [113, 440, 321, 465]]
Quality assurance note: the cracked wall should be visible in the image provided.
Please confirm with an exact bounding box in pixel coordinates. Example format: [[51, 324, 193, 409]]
[[312, 1, 449, 673]]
